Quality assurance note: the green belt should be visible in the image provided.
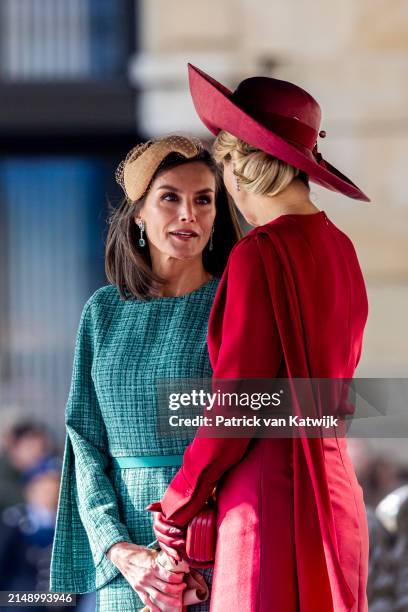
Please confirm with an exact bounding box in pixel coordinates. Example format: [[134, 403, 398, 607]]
[[111, 455, 184, 469]]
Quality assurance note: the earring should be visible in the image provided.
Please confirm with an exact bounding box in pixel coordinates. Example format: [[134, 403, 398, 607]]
[[209, 225, 214, 251], [232, 164, 240, 191], [137, 218, 146, 247]]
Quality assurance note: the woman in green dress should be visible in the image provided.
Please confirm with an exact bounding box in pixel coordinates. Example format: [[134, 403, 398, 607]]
[[49, 135, 241, 611]]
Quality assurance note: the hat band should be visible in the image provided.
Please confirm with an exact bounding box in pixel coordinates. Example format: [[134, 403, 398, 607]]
[[233, 101, 318, 150]]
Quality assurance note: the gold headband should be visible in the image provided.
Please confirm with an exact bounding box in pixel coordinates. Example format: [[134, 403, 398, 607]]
[[115, 135, 203, 202]]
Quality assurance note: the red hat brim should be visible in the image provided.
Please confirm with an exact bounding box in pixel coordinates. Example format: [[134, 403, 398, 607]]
[[188, 64, 370, 202]]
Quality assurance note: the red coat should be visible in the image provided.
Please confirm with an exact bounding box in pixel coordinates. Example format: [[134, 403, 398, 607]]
[[160, 211, 369, 612]]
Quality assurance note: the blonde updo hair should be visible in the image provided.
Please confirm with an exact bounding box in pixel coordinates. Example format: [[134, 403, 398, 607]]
[[213, 130, 308, 197]]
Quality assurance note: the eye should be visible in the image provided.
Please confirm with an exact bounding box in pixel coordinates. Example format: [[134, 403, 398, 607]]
[[161, 192, 179, 202], [196, 195, 213, 205]]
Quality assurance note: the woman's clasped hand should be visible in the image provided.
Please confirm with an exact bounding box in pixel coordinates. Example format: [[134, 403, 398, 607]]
[[106, 541, 186, 611]]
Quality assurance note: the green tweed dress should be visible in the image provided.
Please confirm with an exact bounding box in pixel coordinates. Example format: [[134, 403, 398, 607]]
[[49, 278, 219, 611]]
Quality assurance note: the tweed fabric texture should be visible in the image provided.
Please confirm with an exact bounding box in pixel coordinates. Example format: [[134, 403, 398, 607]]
[[49, 279, 219, 609]]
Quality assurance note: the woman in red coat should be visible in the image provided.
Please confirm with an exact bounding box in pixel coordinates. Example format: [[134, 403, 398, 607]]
[[147, 65, 370, 611]]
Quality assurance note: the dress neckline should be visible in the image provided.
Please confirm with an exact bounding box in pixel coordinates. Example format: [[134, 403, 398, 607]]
[[147, 276, 218, 302], [261, 209, 326, 229]]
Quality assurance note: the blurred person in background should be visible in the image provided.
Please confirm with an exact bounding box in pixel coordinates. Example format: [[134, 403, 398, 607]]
[[347, 439, 408, 609], [6, 420, 56, 472], [0, 421, 95, 612], [49, 134, 241, 611], [0, 428, 24, 514], [347, 439, 406, 507], [149, 65, 371, 611], [0, 420, 56, 514], [0, 455, 63, 607], [367, 485, 408, 610], [365, 456, 403, 507]]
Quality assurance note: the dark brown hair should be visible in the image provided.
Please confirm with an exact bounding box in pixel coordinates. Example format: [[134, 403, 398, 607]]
[[105, 148, 242, 300]]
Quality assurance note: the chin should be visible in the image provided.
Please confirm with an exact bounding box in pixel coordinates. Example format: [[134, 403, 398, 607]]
[[167, 246, 202, 260]]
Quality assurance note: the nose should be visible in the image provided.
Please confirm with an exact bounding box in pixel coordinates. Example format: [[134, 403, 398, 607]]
[[179, 199, 197, 223]]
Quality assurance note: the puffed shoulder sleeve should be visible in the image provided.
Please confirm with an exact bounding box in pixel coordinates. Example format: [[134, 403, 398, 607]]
[[49, 297, 132, 593], [160, 235, 283, 524]]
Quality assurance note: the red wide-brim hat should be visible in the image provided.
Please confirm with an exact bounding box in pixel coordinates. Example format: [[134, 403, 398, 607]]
[[188, 64, 370, 202]]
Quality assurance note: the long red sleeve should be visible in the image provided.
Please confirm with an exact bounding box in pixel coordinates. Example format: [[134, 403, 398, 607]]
[[160, 235, 282, 525]]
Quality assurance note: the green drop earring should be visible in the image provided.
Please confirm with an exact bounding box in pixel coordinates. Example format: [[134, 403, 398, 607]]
[[137, 218, 146, 247], [209, 225, 214, 251]]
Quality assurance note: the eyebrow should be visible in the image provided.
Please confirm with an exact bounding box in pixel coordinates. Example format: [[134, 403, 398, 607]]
[[156, 184, 215, 194]]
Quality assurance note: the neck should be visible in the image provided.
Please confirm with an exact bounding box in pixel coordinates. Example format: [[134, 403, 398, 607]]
[[149, 251, 212, 297], [245, 179, 320, 226]]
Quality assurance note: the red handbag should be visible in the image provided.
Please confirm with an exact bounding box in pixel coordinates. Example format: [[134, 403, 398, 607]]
[[185, 487, 217, 568]]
